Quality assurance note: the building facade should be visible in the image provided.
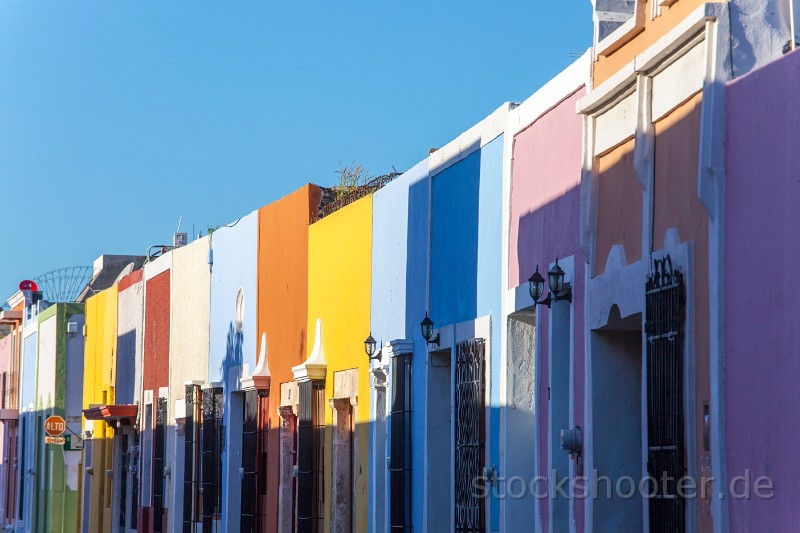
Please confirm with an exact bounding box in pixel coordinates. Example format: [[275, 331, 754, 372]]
[[368, 159, 429, 533], [169, 236, 211, 533], [0, 293, 23, 529], [297, 194, 373, 533], [257, 184, 322, 533]]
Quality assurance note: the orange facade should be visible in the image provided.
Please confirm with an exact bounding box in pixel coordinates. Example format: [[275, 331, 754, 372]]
[[653, 92, 712, 529], [593, 0, 724, 85], [594, 138, 642, 276], [256, 184, 321, 533]]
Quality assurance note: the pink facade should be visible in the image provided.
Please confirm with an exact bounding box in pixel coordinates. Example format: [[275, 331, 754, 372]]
[[724, 49, 800, 531], [509, 87, 586, 532], [0, 307, 20, 528]]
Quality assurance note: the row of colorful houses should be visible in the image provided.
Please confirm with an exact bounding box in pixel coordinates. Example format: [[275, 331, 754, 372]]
[[0, 1, 798, 532]]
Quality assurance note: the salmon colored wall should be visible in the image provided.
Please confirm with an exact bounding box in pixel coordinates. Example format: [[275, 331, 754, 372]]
[[140, 268, 170, 533], [307, 196, 372, 533], [143, 270, 170, 393], [118, 268, 142, 292], [652, 92, 711, 530], [593, 0, 724, 85], [594, 138, 642, 276], [257, 184, 321, 533]]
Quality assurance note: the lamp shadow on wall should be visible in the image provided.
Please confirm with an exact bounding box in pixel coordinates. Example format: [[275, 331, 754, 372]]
[[221, 322, 244, 384]]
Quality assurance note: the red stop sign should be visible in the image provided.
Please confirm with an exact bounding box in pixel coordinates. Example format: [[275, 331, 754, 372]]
[[45, 416, 66, 437]]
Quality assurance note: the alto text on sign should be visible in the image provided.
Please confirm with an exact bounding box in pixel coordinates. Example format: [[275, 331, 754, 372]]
[[44, 415, 66, 437]]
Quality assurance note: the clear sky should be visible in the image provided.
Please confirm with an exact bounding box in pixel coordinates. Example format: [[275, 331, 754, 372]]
[[0, 1, 592, 300]]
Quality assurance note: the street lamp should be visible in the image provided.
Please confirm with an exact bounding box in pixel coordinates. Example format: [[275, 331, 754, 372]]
[[529, 258, 572, 309], [364, 333, 381, 361], [420, 312, 440, 346], [529, 264, 552, 308], [548, 258, 572, 303], [528, 265, 545, 301]]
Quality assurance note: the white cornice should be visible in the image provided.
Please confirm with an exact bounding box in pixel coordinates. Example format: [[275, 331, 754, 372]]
[[578, 3, 723, 116], [6, 291, 24, 308], [428, 102, 513, 177]]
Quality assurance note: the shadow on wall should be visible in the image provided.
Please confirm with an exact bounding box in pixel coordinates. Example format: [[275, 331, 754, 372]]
[[514, 181, 585, 533], [116, 330, 137, 405], [403, 172, 430, 533], [514, 184, 581, 286], [221, 322, 244, 384]]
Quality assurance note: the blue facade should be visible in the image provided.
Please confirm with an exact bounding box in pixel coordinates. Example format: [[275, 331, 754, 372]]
[[207, 210, 258, 531], [430, 135, 504, 531], [21, 332, 37, 411], [370, 159, 430, 533]]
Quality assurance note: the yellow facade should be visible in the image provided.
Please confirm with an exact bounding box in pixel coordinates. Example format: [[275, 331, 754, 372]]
[[307, 196, 372, 533], [81, 286, 117, 533]]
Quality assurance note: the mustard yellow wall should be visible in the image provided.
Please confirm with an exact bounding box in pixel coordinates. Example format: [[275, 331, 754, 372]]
[[307, 196, 372, 533], [81, 287, 117, 533]]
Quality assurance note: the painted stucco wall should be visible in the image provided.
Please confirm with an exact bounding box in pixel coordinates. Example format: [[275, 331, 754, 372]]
[[35, 303, 84, 533], [430, 134, 504, 531], [82, 287, 117, 533], [509, 88, 585, 288], [208, 210, 258, 529], [0, 334, 11, 379], [509, 87, 587, 533], [18, 302, 44, 532], [141, 254, 172, 532], [592, 0, 789, 86], [83, 287, 119, 411], [307, 195, 372, 533], [594, 138, 641, 277], [652, 93, 713, 530], [143, 257, 171, 396], [209, 211, 258, 387], [592, 0, 724, 85], [258, 184, 321, 533], [117, 269, 144, 406], [21, 309, 42, 412], [167, 236, 210, 530], [169, 240, 212, 360], [369, 159, 429, 533], [724, 47, 800, 532]]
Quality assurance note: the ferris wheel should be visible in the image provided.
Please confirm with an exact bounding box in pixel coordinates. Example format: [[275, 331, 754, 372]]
[[33, 266, 93, 303]]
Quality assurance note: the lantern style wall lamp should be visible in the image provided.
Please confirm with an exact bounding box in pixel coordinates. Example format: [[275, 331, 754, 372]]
[[364, 333, 382, 361], [420, 312, 440, 346], [528, 257, 572, 309]]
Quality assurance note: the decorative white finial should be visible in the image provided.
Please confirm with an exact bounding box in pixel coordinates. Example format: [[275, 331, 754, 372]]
[[240, 331, 271, 390], [252, 332, 271, 377], [292, 318, 327, 381]]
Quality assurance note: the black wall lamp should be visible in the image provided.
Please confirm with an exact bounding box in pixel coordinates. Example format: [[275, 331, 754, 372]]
[[528, 257, 572, 309], [364, 333, 382, 361], [420, 312, 440, 346]]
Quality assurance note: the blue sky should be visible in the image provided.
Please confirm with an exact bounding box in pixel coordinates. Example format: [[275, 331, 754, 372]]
[[0, 1, 592, 299]]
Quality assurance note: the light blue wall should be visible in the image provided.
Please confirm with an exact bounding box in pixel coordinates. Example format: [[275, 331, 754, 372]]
[[430, 135, 504, 531], [65, 312, 86, 436], [370, 158, 429, 532], [22, 331, 37, 410], [208, 210, 258, 386], [207, 209, 258, 528]]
